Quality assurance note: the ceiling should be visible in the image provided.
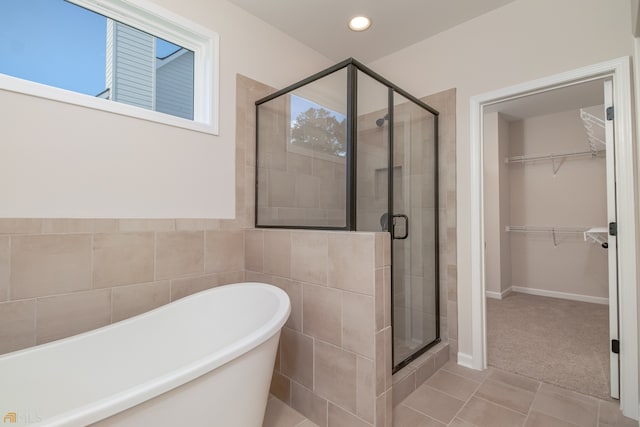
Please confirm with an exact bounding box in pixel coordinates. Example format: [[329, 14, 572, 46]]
[[227, 0, 517, 62], [484, 79, 605, 121]]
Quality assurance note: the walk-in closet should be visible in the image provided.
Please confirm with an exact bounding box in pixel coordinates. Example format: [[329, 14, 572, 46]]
[[482, 78, 617, 400]]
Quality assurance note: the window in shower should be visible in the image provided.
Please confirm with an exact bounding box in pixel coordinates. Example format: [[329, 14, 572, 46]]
[[289, 94, 347, 160]]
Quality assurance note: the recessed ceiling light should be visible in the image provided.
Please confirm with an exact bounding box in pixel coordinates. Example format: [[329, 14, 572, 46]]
[[349, 16, 371, 32]]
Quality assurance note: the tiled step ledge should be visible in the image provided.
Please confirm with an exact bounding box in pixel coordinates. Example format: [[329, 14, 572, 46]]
[[392, 341, 450, 406]]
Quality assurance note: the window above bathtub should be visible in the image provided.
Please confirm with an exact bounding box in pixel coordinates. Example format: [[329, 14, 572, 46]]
[[0, 0, 219, 134]]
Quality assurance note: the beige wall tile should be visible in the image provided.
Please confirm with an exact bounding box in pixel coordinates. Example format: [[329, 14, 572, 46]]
[[170, 273, 224, 301], [342, 291, 374, 358], [156, 231, 204, 279], [245, 270, 272, 283], [357, 356, 375, 423], [328, 233, 375, 295], [111, 281, 170, 322], [412, 353, 437, 386], [11, 234, 92, 299], [0, 299, 36, 354], [0, 237, 9, 302], [174, 219, 222, 231], [205, 230, 244, 273], [93, 232, 155, 288], [0, 219, 41, 235], [118, 219, 175, 232], [315, 340, 357, 413], [37, 289, 111, 344], [327, 403, 370, 427], [383, 267, 391, 328], [447, 265, 457, 302], [375, 330, 387, 396], [291, 231, 327, 285], [245, 229, 264, 272], [272, 277, 302, 331], [302, 283, 341, 346], [291, 381, 328, 427], [270, 372, 291, 404], [216, 270, 245, 286], [42, 219, 118, 234], [384, 327, 392, 391], [448, 300, 458, 340], [281, 327, 314, 389], [374, 269, 383, 332], [264, 230, 291, 277], [392, 367, 416, 407]]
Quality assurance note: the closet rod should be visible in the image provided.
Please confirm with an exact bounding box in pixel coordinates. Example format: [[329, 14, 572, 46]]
[[505, 149, 604, 164]]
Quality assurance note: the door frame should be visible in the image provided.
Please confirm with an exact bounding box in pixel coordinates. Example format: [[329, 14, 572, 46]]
[[468, 56, 638, 419]]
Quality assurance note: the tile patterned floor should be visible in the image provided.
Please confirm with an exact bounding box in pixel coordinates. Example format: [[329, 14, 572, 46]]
[[264, 361, 637, 427]]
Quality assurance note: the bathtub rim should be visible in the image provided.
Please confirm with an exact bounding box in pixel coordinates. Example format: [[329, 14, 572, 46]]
[[3, 282, 290, 427]]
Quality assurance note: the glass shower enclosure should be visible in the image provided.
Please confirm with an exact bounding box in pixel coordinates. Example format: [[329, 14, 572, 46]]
[[255, 58, 439, 371]]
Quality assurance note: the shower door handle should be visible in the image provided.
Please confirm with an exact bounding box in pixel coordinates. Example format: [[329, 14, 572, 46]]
[[392, 214, 409, 240]]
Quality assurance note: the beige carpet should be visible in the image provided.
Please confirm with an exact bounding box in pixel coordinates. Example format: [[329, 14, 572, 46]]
[[487, 292, 611, 400]]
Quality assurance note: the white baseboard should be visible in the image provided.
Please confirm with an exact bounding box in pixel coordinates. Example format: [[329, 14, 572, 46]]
[[485, 287, 513, 300], [457, 352, 475, 369], [511, 286, 608, 305]]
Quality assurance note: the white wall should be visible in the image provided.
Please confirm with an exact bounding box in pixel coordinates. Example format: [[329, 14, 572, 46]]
[[498, 115, 511, 296], [508, 109, 608, 299], [483, 112, 511, 296], [0, 0, 331, 218], [368, 0, 634, 359]]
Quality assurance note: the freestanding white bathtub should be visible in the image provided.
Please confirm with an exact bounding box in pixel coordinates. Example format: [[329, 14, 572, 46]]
[[0, 282, 290, 427]]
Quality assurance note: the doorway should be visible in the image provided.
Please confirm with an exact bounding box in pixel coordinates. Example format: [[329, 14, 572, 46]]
[[482, 78, 615, 400], [468, 57, 638, 420]]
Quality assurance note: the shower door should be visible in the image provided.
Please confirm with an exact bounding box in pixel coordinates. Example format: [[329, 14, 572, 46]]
[[391, 94, 439, 370], [352, 67, 439, 371]]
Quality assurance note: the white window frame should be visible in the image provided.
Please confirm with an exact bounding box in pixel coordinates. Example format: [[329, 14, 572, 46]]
[[0, 0, 219, 135]]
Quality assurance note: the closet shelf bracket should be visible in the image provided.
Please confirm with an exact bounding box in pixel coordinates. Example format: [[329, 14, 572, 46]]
[[584, 227, 608, 246]]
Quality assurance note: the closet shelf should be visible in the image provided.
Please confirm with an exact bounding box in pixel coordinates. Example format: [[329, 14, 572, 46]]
[[504, 149, 605, 175], [505, 225, 590, 248], [504, 149, 604, 164], [580, 106, 606, 155]]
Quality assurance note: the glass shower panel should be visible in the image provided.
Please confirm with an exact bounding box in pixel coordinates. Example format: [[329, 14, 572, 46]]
[[256, 68, 348, 227], [392, 93, 438, 368], [355, 71, 390, 233]]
